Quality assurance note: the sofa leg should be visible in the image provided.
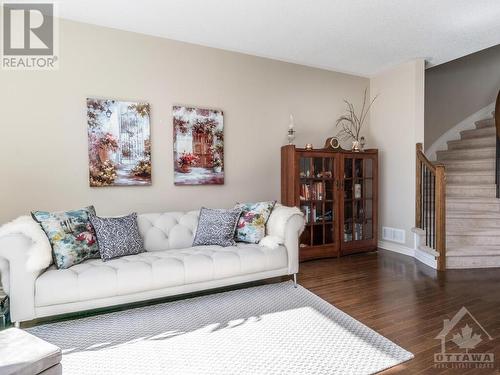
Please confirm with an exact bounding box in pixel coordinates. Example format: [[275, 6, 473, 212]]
[[293, 273, 298, 288], [14, 321, 20, 328]]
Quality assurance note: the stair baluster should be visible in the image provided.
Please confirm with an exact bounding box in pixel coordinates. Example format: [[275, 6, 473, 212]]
[[416, 143, 446, 270]]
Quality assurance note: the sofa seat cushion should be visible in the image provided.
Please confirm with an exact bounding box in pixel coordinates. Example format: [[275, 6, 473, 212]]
[[35, 243, 288, 307]]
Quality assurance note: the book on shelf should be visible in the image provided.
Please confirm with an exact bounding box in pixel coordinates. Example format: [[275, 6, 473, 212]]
[[300, 205, 319, 224], [301, 205, 310, 224], [354, 223, 363, 240], [299, 182, 324, 201], [304, 205, 333, 223], [315, 210, 333, 222]]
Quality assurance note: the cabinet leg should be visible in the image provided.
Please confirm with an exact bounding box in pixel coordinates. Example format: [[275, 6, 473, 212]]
[[293, 274, 298, 288], [14, 321, 20, 328]]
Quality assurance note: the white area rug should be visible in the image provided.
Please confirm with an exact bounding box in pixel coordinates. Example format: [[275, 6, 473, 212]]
[[27, 282, 413, 374]]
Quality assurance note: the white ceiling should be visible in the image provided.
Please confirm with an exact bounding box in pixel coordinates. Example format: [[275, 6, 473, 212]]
[[55, 0, 500, 76]]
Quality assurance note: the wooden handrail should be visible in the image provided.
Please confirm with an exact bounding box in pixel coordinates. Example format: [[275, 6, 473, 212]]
[[416, 143, 438, 173], [416, 142, 446, 271]]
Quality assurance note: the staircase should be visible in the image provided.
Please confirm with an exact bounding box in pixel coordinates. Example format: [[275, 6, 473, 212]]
[[436, 112, 500, 268]]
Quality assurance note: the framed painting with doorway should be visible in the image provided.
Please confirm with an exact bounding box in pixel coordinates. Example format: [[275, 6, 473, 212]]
[[173, 105, 224, 185], [87, 98, 151, 187]]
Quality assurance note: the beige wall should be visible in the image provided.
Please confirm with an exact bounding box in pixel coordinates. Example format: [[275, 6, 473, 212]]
[[0, 19, 368, 223], [369, 60, 425, 250], [425, 44, 500, 147]]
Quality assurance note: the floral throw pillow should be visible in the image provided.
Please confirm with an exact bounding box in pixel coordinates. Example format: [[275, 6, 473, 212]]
[[32, 206, 99, 269], [235, 201, 276, 243]]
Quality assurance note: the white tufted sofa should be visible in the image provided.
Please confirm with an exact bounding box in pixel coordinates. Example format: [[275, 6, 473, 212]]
[[0, 210, 304, 325]]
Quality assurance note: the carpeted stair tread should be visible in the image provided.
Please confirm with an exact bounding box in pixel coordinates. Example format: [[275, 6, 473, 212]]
[[447, 229, 500, 237], [474, 118, 494, 128], [447, 246, 500, 256], [439, 159, 494, 172], [436, 147, 495, 160], [447, 136, 495, 150], [447, 210, 500, 219], [446, 196, 500, 202], [460, 126, 495, 139]]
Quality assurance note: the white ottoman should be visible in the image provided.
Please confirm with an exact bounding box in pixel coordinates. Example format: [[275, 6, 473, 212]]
[[0, 328, 62, 375]]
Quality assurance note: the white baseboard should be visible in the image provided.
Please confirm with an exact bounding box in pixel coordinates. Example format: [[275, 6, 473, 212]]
[[378, 240, 414, 256], [378, 240, 437, 269], [414, 248, 437, 269]]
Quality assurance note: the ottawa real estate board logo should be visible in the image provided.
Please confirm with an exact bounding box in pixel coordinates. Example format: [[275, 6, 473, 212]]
[[434, 306, 495, 370], [1, 2, 58, 69]]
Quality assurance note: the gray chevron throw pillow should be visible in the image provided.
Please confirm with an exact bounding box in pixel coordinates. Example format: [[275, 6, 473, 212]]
[[89, 213, 144, 261], [193, 207, 242, 247]]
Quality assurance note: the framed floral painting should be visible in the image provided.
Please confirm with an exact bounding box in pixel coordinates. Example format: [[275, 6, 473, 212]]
[[87, 98, 151, 187], [173, 105, 224, 185]]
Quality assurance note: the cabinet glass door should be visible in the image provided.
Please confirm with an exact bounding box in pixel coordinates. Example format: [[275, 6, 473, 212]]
[[298, 154, 338, 251], [342, 155, 375, 244]]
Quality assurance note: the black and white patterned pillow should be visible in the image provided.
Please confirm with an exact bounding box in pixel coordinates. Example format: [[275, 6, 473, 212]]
[[192, 207, 242, 247], [89, 213, 144, 261]]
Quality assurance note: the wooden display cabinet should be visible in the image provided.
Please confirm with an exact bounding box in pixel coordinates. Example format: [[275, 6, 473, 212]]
[[281, 145, 378, 261]]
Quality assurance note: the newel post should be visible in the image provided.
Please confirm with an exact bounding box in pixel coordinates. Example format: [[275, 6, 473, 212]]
[[435, 164, 446, 271], [415, 143, 423, 228]]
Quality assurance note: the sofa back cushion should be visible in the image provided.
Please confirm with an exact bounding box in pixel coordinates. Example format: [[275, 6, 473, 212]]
[[136, 211, 200, 252]]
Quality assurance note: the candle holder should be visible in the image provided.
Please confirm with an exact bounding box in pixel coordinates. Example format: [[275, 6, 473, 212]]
[[287, 128, 296, 145], [287, 114, 296, 145]]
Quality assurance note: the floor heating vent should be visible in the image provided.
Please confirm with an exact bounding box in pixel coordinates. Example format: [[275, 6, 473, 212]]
[[382, 227, 406, 244]]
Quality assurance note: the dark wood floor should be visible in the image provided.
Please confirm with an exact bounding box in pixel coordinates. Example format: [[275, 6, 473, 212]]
[[22, 249, 500, 374], [297, 250, 500, 374]]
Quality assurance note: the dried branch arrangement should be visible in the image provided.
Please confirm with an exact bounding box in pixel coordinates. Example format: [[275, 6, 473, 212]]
[[335, 88, 377, 141]]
